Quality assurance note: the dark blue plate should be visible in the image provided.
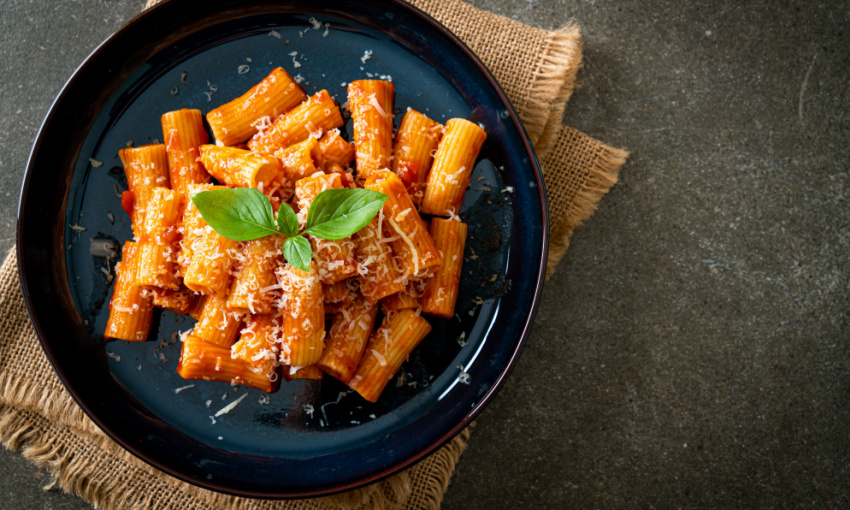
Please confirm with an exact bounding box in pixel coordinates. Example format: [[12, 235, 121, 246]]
[[17, 0, 547, 498]]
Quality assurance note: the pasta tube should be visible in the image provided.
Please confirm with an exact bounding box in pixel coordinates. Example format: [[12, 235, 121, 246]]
[[420, 118, 487, 216], [231, 315, 280, 383], [227, 236, 282, 315], [161, 108, 211, 193], [177, 184, 217, 273], [182, 226, 238, 297], [352, 215, 405, 302], [104, 241, 154, 342], [364, 170, 442, 279], [248, 90, 343, 155], [324, 303, 344, 315], [349, 310, 432, 402], [182, 186, 238, 297], [317, 292, 379, 384], [192, 294, 243, 348], [151, 286, 196, 315], [295, 173, 358, 283], [118, 144, 169, 236], [274, 136, 321, 187], [421, 219, 468, 318], [206, 67, 307, 146], [178, 334, 274, 392], [348, 80, 394, 180], [312, 129, 355, 171], [282, 364, 324, 381], [199, 145, 282, 190], [136, 188, 182, 290], [392, 109, 443, 204], [188, 294, 207, 320], [276, 262, 325, 366], [381, 281, 422, 312], [323, 280, 352, 304]]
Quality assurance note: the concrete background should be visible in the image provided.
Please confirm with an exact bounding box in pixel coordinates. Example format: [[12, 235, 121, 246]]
[[1, 0, 848, 508]]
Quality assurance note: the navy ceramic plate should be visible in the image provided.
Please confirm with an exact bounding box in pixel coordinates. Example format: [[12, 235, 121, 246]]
[[17, 0, 547, 498]]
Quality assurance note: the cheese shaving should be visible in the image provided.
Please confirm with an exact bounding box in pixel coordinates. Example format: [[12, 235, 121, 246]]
[[368, 94, 391, 119], [387, 216, 419, 274], [371, 349, 387, 366], [215, 392, 248, 417], [174, 384, 195, 394]]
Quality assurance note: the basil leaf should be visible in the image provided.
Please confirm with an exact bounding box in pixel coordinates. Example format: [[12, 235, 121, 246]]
[[303, 188, 388, 240], [191, 188, 278, 241], [283, 236, 312, 272], [276, 203, 300, 237]]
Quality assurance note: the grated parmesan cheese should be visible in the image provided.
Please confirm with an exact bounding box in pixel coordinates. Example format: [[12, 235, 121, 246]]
[[174, 384, 194, 394], [367, 94, 391, 119], [371, 349, 387, 366], [214, 392, 248, 417]]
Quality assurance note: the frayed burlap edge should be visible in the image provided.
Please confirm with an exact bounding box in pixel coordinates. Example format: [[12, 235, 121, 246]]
[[543, 127, 628, 279], [0, 371, 472, 510], [0, 398, 472, 510], [0, 246, 474, 510], [527, 25, 582, 155]]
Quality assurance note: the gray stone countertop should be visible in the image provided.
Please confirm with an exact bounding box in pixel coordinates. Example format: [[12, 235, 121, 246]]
[[1, 0, 848, 508]]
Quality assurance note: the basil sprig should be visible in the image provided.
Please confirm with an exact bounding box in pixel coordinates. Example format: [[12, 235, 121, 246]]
[[191, 187, 387, 272]]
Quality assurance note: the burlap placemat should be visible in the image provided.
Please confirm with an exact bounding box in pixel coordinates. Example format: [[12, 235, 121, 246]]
[[0, 0, 628, 508]]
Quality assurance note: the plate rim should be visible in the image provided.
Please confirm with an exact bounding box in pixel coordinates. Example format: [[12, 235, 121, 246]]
[[16, 0, 550, 498]]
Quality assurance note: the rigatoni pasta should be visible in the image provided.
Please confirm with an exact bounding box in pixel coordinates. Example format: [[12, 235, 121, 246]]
[[282, 364, 324, 381], [295, 173, 358, 284], [104, 241, 154, 342], [206, 67, 307, 146], [274, 136, 322, 188], [312, 129, 355, 171], [318, 292, 379, 384], [392, 109, 443, 204], [421, 218, 468, 318], [364, 170, 442, 279], [231, 315, 280, 384], [227, 236, 282, 315], [420, 118, 487, 217], [348, 80, 394, 180], [105, 66, 497, 405], [161, 108, 211, 193], [136, 187, 182, 290], [181, 186, 239, 298], [381, 281, 422, 312], [151, 286, 195, 315], [192, 294, 243, 348], [348, 309, 432, 403], [276, 262, 325, 367], [118, 144, 169, 236], [178, 334, 275, 392], [199, 145, 282, 190], [248, 89, 343, 155], [352, 215, 405, 302]]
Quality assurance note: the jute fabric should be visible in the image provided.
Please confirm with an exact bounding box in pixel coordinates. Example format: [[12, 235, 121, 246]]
[[0, 0, 628, 508]]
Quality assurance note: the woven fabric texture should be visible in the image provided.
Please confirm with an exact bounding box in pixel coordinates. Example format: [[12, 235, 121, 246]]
[[1, 0, 629, 508]]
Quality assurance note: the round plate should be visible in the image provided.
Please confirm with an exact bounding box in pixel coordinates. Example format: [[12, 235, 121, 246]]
[[17, 0, 547, 498]]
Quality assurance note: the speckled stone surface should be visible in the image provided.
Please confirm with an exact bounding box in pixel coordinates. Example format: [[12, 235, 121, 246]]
[[2, 0, 849, 508]]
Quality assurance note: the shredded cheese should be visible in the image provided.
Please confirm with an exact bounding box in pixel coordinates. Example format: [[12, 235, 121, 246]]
[[214, 392, 248, 417], [387, 217, 419, 274], [371, 349, 387, 366], [174, 384, 194, 394]]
